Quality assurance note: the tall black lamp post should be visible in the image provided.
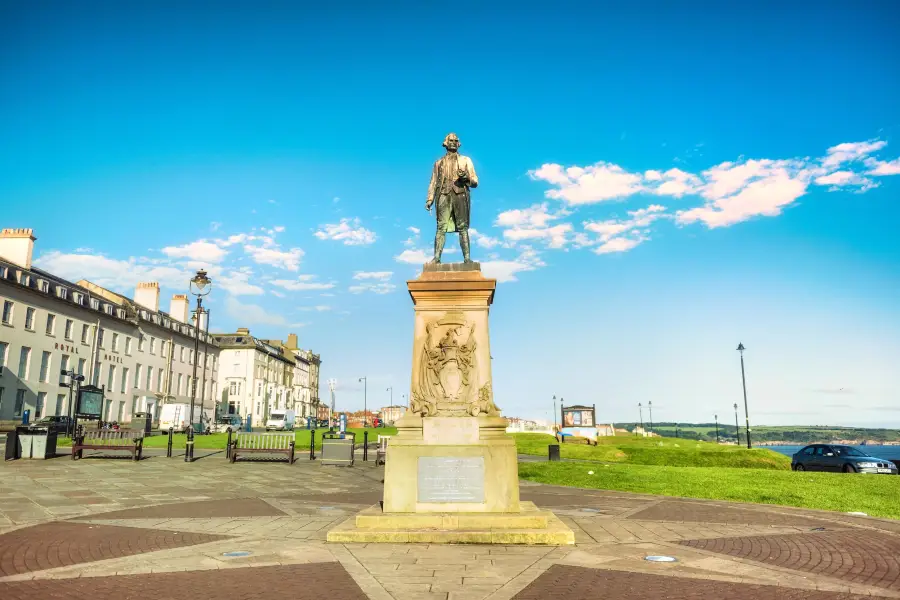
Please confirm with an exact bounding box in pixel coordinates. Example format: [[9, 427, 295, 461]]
[[714, 414, 719, 443], [733, 402, 740, 446], [358, 376, 367, 427], [187, 269, 211, 439], [60, 368, 85, 437], [737, 342, 751, 449]]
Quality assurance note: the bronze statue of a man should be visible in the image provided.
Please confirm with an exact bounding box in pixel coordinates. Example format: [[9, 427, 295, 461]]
[[425, 132, 479, 263]]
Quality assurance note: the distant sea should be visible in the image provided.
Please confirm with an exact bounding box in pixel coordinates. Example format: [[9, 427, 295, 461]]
[[762, 445, 900, 461]]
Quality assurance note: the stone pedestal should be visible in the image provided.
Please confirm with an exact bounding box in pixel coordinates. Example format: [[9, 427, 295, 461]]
[[327, 263, 574, 545]]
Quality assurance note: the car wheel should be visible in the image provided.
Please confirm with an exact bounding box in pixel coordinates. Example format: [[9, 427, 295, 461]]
[[843, 464, 857, 473], [794, 463, 805, 471]]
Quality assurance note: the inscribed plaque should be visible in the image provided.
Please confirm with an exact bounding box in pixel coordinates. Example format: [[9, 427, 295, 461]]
[[417, 456, 485, 503]]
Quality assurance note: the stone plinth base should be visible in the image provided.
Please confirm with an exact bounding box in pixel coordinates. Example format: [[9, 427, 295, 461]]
[[326, 501, 575, 545]]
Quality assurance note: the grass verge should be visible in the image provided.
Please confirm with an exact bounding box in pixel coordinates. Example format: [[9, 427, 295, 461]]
[[518, 461, 900, 520]]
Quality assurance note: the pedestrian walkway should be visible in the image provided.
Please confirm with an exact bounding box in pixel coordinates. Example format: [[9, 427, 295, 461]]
[[1, 453, 898, 599]]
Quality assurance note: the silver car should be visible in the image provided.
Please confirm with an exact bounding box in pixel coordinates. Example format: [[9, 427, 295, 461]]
[[792, 444, 898, 474]]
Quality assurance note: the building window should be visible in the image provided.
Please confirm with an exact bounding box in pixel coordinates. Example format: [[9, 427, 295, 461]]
[[64, 319, 73, 340], [60, 355, 70, 382], [92, 361, 100, 386], [39, 351, 51, 382], [156, 369, 163, 393], [0, 341, 7, 369], [125, 337, 132, 354], [107, 365, 115, 391], [55, 393, 65, 416], [121, 367, 129, 393], [90, 298, 99, 310], [177, 373, 183, 396], [149, 337, 156, 354], [18, 346, 31, 379], [145, 366, 152, 391], [134, 364, 141, 388], [36, 391, 46, 418], [39, 280, 49, 293], [117, 400, 124, 422], [131, 395, 139, 415], [138, 336, 145, 352], [98, 328, 105, 348], [81, 324, 89, 344], [77, 358, 86, 376], [15, 389, 26, 415], [45, 314, 56, 335], [25, 307, 35, 330], [2, 300, 12, 325], [180, 346, 185, 362], [112, 332, 119, 351]]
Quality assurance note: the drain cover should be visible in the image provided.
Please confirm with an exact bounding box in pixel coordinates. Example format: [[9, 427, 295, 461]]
[[645, 555, 677, 563], [222, 551, 251, 557]]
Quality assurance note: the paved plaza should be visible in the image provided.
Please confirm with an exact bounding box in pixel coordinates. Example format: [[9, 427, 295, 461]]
[[1, 451, 899, 599]]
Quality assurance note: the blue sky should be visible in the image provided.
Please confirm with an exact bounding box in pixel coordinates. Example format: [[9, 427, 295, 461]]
[[2, 1, 899, 427]]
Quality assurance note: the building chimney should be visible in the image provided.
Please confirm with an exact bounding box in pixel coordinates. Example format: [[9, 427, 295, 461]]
[[0, 228, 37, 270], [287, 333, 299, 350], [169, 294, 189, 323], [236, 327, 250, 335], [134, 282, 160, 312], [196, 309, 209, 332]]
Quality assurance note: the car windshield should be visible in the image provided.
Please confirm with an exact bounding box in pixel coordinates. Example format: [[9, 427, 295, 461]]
[[270, 414, 284, 420], [831, 446, 867, 457]]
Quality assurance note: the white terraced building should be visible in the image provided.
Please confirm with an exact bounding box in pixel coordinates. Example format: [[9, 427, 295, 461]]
[[0, 228, 219, 428]]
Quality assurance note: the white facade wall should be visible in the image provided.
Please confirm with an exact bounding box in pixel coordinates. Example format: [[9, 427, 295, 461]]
[[0, 276, 218, 425]]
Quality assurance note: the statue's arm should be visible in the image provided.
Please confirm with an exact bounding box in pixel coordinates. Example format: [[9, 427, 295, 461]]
[[426, 161, 439, 207], [465, 157, 479, 189]]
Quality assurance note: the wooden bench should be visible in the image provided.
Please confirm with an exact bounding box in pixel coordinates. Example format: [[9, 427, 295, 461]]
[[375, 435, 391, 465], [72, 430, 144, 461], [229, 432, 295, 464]]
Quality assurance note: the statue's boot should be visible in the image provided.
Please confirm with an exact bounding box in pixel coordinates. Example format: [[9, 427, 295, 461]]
[[432, 231, 445, 264], [460, 230, 472, 263]]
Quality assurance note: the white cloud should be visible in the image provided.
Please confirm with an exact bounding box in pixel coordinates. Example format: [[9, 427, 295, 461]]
[[407, 226, 420, 235], [161, 240, 228, 263], [814, 170, 877, 191], [529, 162, 644, 205], [481, 248, 545, 283], [210, 221, 222, 232], [271, 277, 336, 291], [314, 218, 377, 245], [243, 245, 304, 271], [395, 248, 431, 264], [353, 271, 393, 281], [493, 204, 572, 249], [594, 236, 646, 254], [580, 205, 666, 253], [822, 140, 887, 168], [349, 282, 396, 294], [270, 290, 286, 298], [273, 225, 285, 233], [217, 270, 264, 296], [653, 168, 702, 198], [866, 157, 900, 176], [224, 297, 287, 326], [34, 252, 191, 292]]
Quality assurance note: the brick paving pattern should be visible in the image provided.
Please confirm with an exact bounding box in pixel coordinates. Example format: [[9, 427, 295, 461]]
[[680, 529, 900, 592], [0, 522, 229, 577], [74, 497, 286, 519], [0, 563, 367, 600], [511, 565, 875, 599], [281, 491, 384, 505], [630, 500, 838, 527]]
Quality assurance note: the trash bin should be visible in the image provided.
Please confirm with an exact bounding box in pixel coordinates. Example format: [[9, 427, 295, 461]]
[[5, 429, 20, 460], [16, 426, 57, 459], [132, 412, 152, 434], [16, 426, 36, 458], [321, 432, 355, 467]]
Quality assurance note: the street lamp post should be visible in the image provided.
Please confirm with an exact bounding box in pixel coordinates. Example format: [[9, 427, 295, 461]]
[[193, 307, 211, 432], [552, 395, 557, 431], [60, 368, 84, 437], [638, 402, 644, 436], [737, 343, 751, 449], [648, 401, 653, 436], [714, 414, 719, 443], [187, 270, 211, 450], [359, 376, 367, 427], [734, 402, 740, 446]]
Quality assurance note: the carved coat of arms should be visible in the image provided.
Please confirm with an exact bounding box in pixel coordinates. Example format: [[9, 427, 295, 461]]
[[410, 311, 500, 418]]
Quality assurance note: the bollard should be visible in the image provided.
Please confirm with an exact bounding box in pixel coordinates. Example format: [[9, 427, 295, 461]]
[[167, 427, 173, 458], [226, 429, 233, 460], [184, 427, 194, 463], [363, 431, 368, 462], [548, 444, 560, 461], [309, 429, 316, 460]]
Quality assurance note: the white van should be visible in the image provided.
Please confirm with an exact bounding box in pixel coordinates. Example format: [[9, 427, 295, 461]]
[[159, 403, 211, 433], [265, 410, 296, 431]]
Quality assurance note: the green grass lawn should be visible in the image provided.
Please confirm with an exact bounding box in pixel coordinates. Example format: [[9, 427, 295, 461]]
[[512, 433, 791, 470], [518, 461, 900, 520], [57, 427, 397, 450]]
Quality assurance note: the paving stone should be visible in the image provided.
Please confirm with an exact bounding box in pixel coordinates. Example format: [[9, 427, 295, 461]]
[[630, 500, 841, 528], [72, 497, 286, 519], [511, 565, 875, 599]]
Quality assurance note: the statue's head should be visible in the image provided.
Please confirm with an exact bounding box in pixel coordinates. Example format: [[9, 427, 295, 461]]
[[442, 132, 460, 153]]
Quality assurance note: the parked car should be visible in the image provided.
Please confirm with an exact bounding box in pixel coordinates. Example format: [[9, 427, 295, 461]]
[[216, 415, 243, 433], [265, 410, 296, 431], [33, 415, 73, 434], [791, 444, 898, 474]]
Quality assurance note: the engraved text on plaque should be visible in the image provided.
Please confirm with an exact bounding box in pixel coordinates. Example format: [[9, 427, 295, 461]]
[[417, 456, 485, 503]]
